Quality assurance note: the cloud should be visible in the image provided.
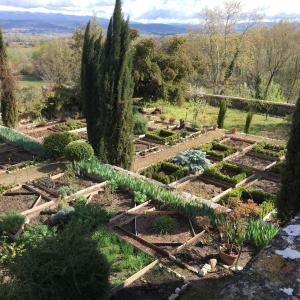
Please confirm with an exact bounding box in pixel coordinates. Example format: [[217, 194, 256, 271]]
[[0, 0, 299, 23]]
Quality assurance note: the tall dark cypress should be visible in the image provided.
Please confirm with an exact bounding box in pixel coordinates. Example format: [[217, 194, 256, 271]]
[[278, 94, 300, 221], [81, 17, 103, 150], [0, 27, 17, 128], [99, 0, 134, 169]]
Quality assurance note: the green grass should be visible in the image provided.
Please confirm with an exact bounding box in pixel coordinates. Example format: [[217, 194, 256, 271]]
[[148, 100, 290, 141], [18, 74, 44, 89]]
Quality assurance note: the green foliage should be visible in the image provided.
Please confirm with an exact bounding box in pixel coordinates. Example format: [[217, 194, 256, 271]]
[[217, 100, 227, 129], [271, 160, 286, 174], [278, 95, 300, 220], [64, 141, 94, 162], [133, 113, 148, 135], [246, 219, 279, 249], [43, 132, 80, 158], [145, 129, 179, 144], [107, 179, 118, 193], [0, 184, 15, 194], [204, 162, 252, 185], [200, 141, 236, 159], [55, 119, 84, 132], [0, 210, 25, 234], [133, 191, 147, 205], [0, 126, 45, 157], [171, 149, 211, 172], [142, 161, 189, 184], [50, 206, 75, 225], [180, 128, 188, 138], [0, 223, 110, 300], [57, 185, 80, 197], [153, 216, 177, 234], [244, 111, 254, 134], [253, 142, 287, 158]]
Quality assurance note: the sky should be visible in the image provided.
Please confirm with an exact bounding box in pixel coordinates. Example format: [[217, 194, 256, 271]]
[[0, 0, 299, 23]]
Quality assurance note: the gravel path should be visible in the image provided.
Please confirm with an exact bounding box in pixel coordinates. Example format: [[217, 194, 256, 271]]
[[133, 130, 225, 172]]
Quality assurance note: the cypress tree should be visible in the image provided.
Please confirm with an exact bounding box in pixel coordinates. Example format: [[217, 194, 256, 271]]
[[81, 17, 103, 150], [99, 0, 134, 169], [0, 27, 17, 128], [278, 94, 300, 221], [244, 111, 254, 134], [217, 100, 227, 129]]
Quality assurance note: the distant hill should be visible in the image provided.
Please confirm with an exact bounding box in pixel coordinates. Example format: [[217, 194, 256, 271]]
[[0, 11, 188, 36]]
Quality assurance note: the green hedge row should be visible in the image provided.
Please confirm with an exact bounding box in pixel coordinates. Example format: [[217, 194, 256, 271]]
[[253, 142, 287, 158], [200, 141, 236, 159], [145, 129, 179, 144]]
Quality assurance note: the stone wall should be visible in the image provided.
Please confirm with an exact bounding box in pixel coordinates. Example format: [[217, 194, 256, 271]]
[[217, 213, 300, 299]]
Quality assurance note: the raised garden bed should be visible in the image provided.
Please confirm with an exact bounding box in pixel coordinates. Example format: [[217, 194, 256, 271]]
[[251, 142, 286, 158], [221, 137, 255, 151], [204, 162, 252, 186], [177, 176, 230, 201], [134, 139, 159, 156], [51, 119, 85, 132], [268, 160, 285, 176], [228, 153, 275, 171], [141, 161, 189, 184], [247, 178, 281, 195], [147, 121, 175, 131], [200, 141, 237, 160], [145, 129, 179, 145]]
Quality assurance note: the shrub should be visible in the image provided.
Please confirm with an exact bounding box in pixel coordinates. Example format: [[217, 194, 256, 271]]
[[253, 142, 287, 158], [0, 223, 110, 300], [180, 128, 188, 138], [145, 129, 179, 144], [160, 115, 166, 122], [169, 117, 176, 124], [0, 210, 25, 234], [64, 142, 94, 162], [55, 119, 84, 131], [217, 100, 227, 129], [244, 111, 254, 134], [201, 141, 236, 159], [171, 150, 211, 172], [153, 216, 177, 234], [43, 132, 80, 159], [50, 206, 75, 225], [57, 185, 80, 197], [133, 113, 148, 135], [271, 160, 286, 174], [246, 219, 279, 249]]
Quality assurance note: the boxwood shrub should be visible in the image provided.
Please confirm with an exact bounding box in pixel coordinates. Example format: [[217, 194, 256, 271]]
[[253, 142, 287, 158], [200, 141, 236, 159], [0, 210, 25, 234], [145, 129, 179, 144], [142, 161, 189, 184], [64, 142, 94, 162], [204, 162, 252, 185], [43, 132, 80, 159]]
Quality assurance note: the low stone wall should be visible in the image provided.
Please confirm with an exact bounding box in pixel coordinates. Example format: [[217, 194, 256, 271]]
[[217, 212, 300, 299], [200, 94, 295, 117]]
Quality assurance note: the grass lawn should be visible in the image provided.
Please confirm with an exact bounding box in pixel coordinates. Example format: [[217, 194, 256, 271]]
[[18, 74, 44, 89], [148, 100, 290, 141]]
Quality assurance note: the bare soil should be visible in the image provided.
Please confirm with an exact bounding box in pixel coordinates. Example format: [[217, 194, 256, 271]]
[[220, 166, 240, 177], [89, 189, 134, 213], [24, 128, 52, 139], [222, 138, 254, 150], [229, 154, 273, 170], [0, 188, 39, 212], [147, 122, 172, 131], [111, 264, 183, 300], [136, 214, 193, 245], [0, 149, 36, 166], [249, 178, 281, 195], [178, 178, 227, 200]]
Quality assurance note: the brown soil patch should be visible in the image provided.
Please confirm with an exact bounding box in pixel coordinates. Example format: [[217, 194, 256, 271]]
[[178, 178, 227, 200], [89, 189, 134, 213], [220, 166, 240, 177], [249, 179, 281, 195], [0, 149, 35, 166], [136, 214, 193, 244], [229, 154, 273, 170], [222, 138, 253, 150]]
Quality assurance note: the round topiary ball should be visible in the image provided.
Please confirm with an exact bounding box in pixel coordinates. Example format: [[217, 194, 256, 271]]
[[64, 141, 94, 162], [43, 132, 80, 159]]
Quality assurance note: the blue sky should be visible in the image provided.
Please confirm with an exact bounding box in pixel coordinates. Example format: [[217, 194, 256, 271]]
[[0, 0, 299, 23]]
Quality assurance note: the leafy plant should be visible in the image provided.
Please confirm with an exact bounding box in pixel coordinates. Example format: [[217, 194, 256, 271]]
[[0, 184, 15, 194], [64, 141, 94, 162], [107, 179, 118, 193], [200, 141, 236, 159], [55, 119, 85, 132], [0, 210, 25, 234], [133, 113, 148, 135], [171, 149, 211, 172], [253, 142, 287, 158], [145, 129, 179, 144], [180, 128, 188, 138], [246, 219, 279, 249], [153, 216, 177, 234], [134, 191, 147, 205], [57, 185, 80, 197], [50, 206, 75, 225], [217, 100, 227, 129]]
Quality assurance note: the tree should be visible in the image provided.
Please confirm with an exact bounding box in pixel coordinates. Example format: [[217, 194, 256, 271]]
[[0, 27, 17, 128], [98, 0, 134, 169], [278, 94, 300, 221], [217, 100, 227, 128]]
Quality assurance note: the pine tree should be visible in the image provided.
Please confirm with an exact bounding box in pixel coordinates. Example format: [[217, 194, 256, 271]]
[[0, 27, 17, 128], [81, 17, 103, 150], [99, 0, 134, 169], [278, 94, 300, 221]]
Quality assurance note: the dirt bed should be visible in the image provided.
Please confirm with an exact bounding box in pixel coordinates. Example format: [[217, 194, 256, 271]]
[[111, 264, 183, 300], [0, 149, 35, 166], [229, 154, 273, 170], [24, 129, 52, 139], [135, 142, 152, 153], [178, 178, 227, 200], [0, 188, 39, 212], [136, 214, 193, 245], [249, 178, 281, 194], [89, 189, 134, 213], [222, 138, 254, 150]]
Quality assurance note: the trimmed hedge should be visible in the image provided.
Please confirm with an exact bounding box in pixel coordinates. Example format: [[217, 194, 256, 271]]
[[142, 161, 189, 184], [200, 141, 236, 159], [253, 142, 287, 158], [64, 142, 94, 162], [43, 132, 80, 159], [204, 162, 252, 185], [145, 129, 179, 144]]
